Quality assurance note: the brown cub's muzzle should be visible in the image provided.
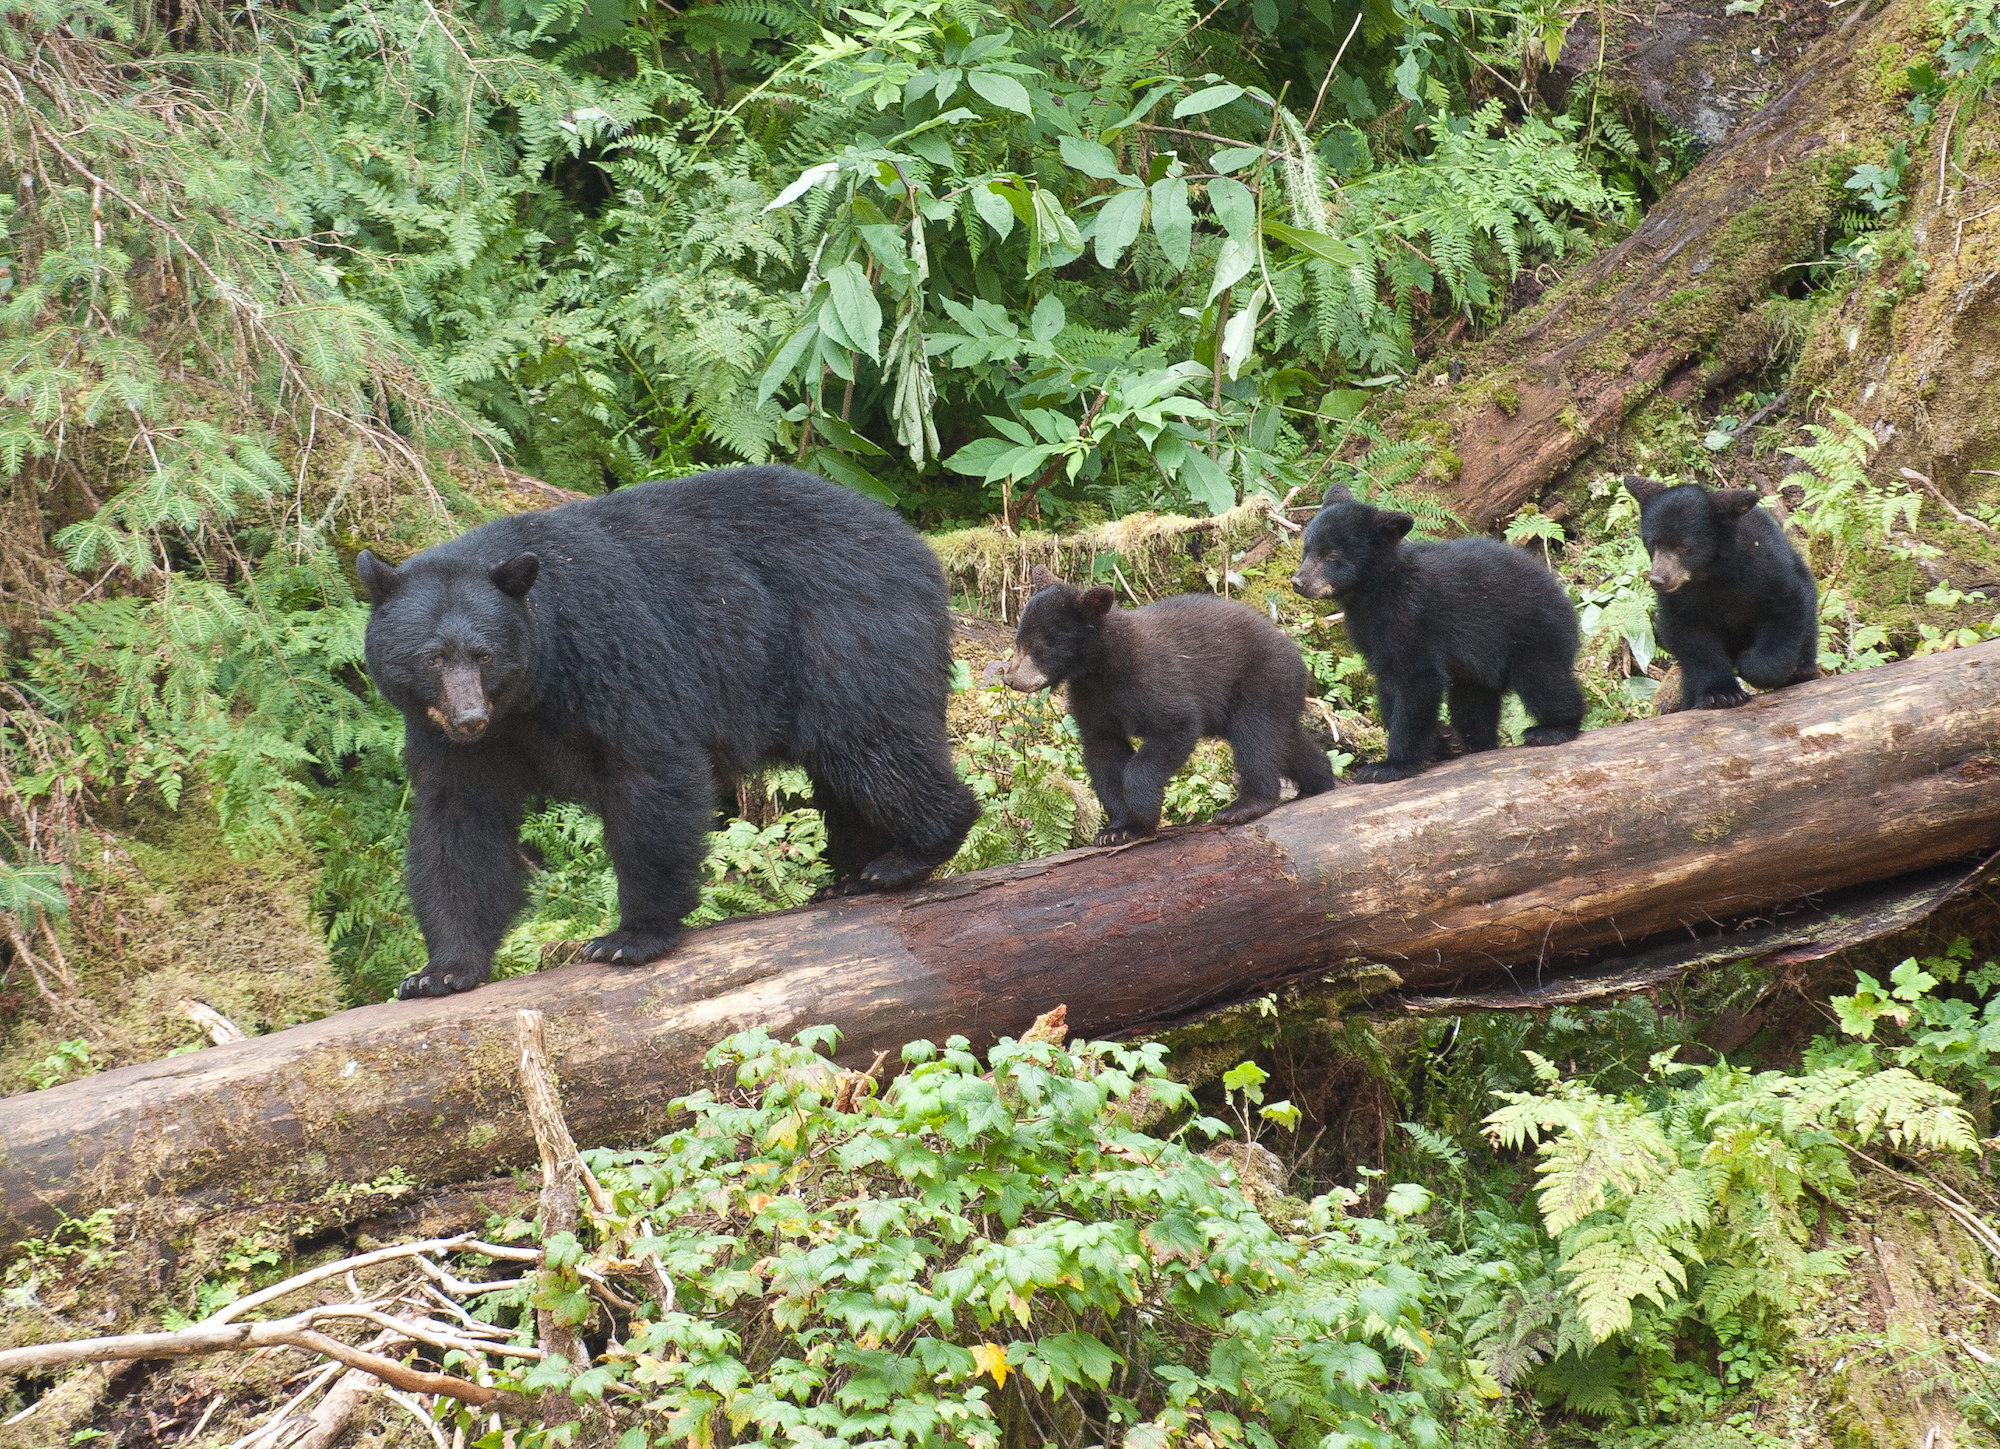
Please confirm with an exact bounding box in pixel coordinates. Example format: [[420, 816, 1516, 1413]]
[[435, 664, 492, 742], [1291, 561, 1333, 599], [1647, 551, 1691, 593], [1002, 652, 1050, 692]]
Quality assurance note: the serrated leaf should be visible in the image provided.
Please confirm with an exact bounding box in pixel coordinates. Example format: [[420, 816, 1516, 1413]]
[[970, 1342, 1009, 1387]]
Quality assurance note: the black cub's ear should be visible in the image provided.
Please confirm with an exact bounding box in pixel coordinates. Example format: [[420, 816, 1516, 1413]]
[[1079, 586, 1115, 618], [489, 551, 541, 599], [355, 550, 399, 604], [1623, 474, 1669, 506], [1379, 512, 1415, 541], [1711, 488, 1760, 520], [1029, 563, 1064, 590]]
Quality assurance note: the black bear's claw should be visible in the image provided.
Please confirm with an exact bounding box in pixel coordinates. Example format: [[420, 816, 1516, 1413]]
[[1092, 825, 1156, 847], [1521, 725, 1580, 747], [1354, 760, 1423, 784], [397, 962, 489, 999], [581, 928, 681, 967], [1694, 685, 1753, 710], [1211, 799, 1277, 827]]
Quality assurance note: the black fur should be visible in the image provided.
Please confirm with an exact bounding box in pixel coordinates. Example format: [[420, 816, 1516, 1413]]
[[1003, 568, 1337, 845], [1292, 495, 1585, 782], [358, 465, 979, 998], [1623, 476, 1819, 710]]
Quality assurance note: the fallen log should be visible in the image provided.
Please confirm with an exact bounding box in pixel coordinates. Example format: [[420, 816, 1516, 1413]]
[[1400, 0, 1923, 527], [4, 643, 2000, 1239]]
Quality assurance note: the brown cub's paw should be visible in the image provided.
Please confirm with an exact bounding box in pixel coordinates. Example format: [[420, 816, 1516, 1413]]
[[1093, 826, 1156, 847], [1211, 799, 1277, 826]]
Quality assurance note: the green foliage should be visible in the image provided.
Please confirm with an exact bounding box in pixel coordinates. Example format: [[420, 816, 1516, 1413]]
[[26, 1037, 93, 1091], [477, 1024, 1505, 1449], [1782, 408, 1918, 552], [1826, 942, 2000, 1096]]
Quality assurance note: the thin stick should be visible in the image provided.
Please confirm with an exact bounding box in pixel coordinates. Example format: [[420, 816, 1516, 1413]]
[[208, 1236, 480, 1325], [1305, 9, 1367, 131], [1900, 468, 1996, 534]]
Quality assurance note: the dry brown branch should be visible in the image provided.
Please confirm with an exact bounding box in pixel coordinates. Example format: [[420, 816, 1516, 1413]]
[[517, 1007, 589, 1416], [180, 998, 250, 1045], [1900, 467, 1997, 535], [292, 1369, 380, 1449]]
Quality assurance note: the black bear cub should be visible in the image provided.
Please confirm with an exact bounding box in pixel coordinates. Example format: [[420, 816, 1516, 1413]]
[[1291, 491, 1584, 782], [1623, 475, 1819, 711], [358, 464, 979, 999], [1003, 565, 1336, 845]]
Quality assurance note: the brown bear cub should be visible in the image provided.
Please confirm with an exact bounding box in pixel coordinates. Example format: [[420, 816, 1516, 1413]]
[[1003, 565, 1337, 845]]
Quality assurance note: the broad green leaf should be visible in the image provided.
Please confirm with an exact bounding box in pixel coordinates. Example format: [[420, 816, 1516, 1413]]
[[1029, 294, 1065, 342], [1383, 1181, 1431, 1218], [756, 322, 818, 408], [1210, 145, 1266, 173], [1207, 236, 1258, 302], [812, 449, 899, 503], [1173, 83, 1245, 117], [1094, 187, 1146, 266], [971, 182, 1016, 240], [813, 413, 887, 457], [968, 68, 1034, 116], [1150, 177, 1192, 268], [1221, 1059, 1268, 1094], [1182, 445, 1236, 515], [1059, 135, 1127, 181], [1207, 176, 1256, 240], [1263, 218, 1364, 267], [824, 261, 883, 362], [1102, 85, 1173, 136]]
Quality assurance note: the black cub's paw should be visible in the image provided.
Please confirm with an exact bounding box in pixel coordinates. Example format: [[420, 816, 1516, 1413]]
[[1521, 725, 1580, 747], [1693, 685, 1753, 710], [1093, 825, 1156, 847], [581, 926, 682, 966], [1211, 799, 1277, 827], [1354, 760, 1423, 784], [858, 849, 937, 892], [811, 877, 869, 902], [397, 959, 492, 999]]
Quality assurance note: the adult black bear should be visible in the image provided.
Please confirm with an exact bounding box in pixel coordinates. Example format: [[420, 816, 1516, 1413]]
[[358, 466, 979, 999], [1623, 476, 1819, 710], [1003, 565, 1336, 844], [1291, 492, 1584, 782]]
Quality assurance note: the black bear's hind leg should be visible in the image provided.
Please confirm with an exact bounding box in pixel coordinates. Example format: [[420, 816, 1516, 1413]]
[[1360, 673, 1443, 783], [1214, 714, 1284, 826], [582, 762, 709, 966], [1083, 736, 1137, 835], [1446, 682, 1503, 754], [810, 736, 979, 896], [1285, 724, 1337, 800], [1514, 661, 1585, 746], [399, 751, 527, 999], [1737, 616, 1821, 693]]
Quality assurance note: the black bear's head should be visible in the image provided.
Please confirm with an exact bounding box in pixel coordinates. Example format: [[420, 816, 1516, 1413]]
[[1292, 495, 1413, 601], [357, 548, 541, 744], [1004, 564, 1113, 692], [1622, 476, 1760, 593]]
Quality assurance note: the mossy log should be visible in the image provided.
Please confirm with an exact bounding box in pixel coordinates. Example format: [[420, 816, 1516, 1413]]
[[6, 643, 2000, 1239], [1415, 0, 1919, 528]]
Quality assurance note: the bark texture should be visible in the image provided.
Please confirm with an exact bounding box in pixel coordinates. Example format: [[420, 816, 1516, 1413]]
[[1407, 0, 1924, 527], [4, 642, 2000, 1238]]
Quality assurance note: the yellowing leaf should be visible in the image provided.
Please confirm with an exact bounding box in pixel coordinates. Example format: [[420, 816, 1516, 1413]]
[[971, 1342, 1009, 1387]]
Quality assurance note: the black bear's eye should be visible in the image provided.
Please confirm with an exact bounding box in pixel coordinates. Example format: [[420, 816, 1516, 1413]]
[[427, 655, 443, 670], [478, 652, 493, 664]]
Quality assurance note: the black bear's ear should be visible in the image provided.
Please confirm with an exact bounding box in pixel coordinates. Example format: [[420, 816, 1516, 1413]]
[[356, 550, 398, 604], [1711, 488, 1761, 520], [489, 551, 541, 599], [1079, 586, 1115, 617], [1318, 482, 1354, 507], [1623, 474, 1669, 506], [1378, 512, 1415, 540], [1029, 563, 1064, 590]]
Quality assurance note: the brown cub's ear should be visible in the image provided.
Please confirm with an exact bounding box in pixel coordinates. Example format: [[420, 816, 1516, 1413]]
[[1379, 512, 1415, 540], [489, 551, 541, 599], [1623, 474, 1669, 506], [356, 549, 399, 604], [1711, 488, 1760, 520], [1029, 563, 1064, 590], [1079, 586, 1115, 617]]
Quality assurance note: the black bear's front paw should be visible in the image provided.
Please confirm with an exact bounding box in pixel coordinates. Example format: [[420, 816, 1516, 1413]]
[[1354, 760, 1424, 784], [1521, 725, 1580, 747], [857, 849, 938, 892], [581, 926, 682, 966], [1093, 824, 1157, 847], [397, 959, 492, 999], [1692, 684, 1753, 710]]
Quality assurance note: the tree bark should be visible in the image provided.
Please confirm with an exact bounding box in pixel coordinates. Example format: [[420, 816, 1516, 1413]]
[[1405, 0, 1923, 528], [5, 643, 2000, 1238]]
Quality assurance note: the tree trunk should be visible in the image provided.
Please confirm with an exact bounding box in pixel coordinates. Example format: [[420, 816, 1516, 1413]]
[[5, 643, 2000, 1238], [1405, 0, 1923, 528]]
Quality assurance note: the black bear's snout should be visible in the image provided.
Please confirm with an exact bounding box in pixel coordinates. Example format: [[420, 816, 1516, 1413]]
[[438, 665, 492, 741], [1291, 562, 1333, 599]]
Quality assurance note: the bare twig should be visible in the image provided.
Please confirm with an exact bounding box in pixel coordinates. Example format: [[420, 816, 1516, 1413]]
[[1715, 390, 1792, 452], [293, 1369, 381, 1449], [1304, 10, 1367, 131], [179, 998, 249, 1045], [209, 1236, 482, 1325], [517, 1008, 590, 1421], [1900, 467, 1996, 534]]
